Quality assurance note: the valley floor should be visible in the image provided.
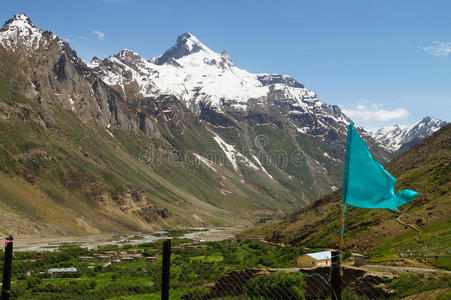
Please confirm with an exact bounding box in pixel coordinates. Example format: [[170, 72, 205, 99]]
[[12, 227, 238, 252]]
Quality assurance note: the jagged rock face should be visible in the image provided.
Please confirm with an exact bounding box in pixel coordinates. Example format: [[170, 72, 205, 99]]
[[0, 14, 49, 54], [0, 14, 166, 137], [153, 32, 207, 65], [371, 117, 448, 152], [257, 74, 304, 88], [0, 15, 114, 125], [98, 189, 169, 222]]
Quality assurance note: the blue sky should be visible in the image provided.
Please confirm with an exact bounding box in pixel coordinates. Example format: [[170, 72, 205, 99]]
[[1, 0, 450, 129]]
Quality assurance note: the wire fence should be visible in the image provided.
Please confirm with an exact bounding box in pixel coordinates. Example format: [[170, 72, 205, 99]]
[[4, 238, 162, 299], [399, 238, 451, 258], [1, 236, 450, 299]]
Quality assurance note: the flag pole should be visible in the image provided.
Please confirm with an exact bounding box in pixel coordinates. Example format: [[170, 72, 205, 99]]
[[338, 123, 353, 281], [340, 123, 353, 252]]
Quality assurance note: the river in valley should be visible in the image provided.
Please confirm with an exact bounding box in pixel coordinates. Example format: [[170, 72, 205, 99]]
[[12, 228, 235, 252]]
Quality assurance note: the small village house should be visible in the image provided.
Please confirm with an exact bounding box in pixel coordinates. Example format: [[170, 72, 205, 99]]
[[97, 255, 113, 261], [127, 249, 144, 254], [352, 254, 368, 267], [48, 267, 77, 278], [121, 257, 135, 263], [79, 256, 95, 262], [174, 242, 203, 249], [296, 251, 331, 268], [146, 256, 158, 263]]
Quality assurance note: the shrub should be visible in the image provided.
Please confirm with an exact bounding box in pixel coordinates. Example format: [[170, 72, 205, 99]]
[[183, 286, 211, 299], [246, 272, 305, 300], [435, 290, 451, 300], [388, 274, 451, 298], [342, 251, 352, 261], [342, 288, 369, 300]]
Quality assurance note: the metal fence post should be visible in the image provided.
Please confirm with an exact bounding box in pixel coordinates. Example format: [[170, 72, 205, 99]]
[[331, 250, 341, 300], [161, 239, 171, 300], [2, 236, 13, 300]]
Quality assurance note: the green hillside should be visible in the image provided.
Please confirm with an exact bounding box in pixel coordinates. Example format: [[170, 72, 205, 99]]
[[246, 124, 451, 269], [0, 74, 300, 236]]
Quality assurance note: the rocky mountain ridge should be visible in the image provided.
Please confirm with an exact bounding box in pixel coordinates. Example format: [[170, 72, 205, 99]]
[[88, 29, 393, 164], [370, 117, 447, 152], [89, 32, 352, 137]]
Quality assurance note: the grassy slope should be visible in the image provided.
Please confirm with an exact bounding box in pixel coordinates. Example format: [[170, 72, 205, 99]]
[[0, 76, 301, 236], [245, 125, 451, 269], [209, 123, 346, 208]]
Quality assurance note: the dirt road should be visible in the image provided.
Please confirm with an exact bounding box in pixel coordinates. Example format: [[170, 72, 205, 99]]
[[362, 264, 451, 275]]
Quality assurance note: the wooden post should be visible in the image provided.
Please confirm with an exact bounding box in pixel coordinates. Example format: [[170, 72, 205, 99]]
[[2, 236, 13, 300], [339, 203, 345, 252], [331, 250, 342, 300], [161, 239, 171, 300], [338, 203, 345, 279]]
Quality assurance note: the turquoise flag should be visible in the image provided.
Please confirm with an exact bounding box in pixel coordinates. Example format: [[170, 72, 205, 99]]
[[342, 123, 418, 211]]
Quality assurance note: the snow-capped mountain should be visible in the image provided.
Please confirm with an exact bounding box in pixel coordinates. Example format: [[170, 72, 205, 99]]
[[371, 117, 448, 152], [0, 14, 392, 233], [0, 14, 49, 52], [90, 32, 304, 111], [89, 32, 353, 137]]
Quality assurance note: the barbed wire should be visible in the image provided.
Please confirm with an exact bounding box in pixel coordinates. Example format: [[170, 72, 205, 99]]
[[399, 238, 451, 258]]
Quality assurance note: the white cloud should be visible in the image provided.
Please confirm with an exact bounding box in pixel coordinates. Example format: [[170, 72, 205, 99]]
[[418, 41, 451, 56], [342, 101, 409, 122], [93, 30, 105, 40], [78, 35, 86, 40], [343, 108, 408, 121]]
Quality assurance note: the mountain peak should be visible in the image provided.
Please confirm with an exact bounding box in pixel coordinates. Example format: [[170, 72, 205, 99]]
[[421, 116, 440, 123], [116, 49, 142, 59], [152, 32, 212, 65], [176, 32, 203, 51], [110, 49, 150, 68], [3, 14, 35, 28], [371, 116, 447, 152], [0, 13, 49, 52]]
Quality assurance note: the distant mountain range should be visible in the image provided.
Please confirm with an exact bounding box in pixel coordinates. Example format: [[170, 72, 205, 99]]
[[0, 14, 445, 235], [370, 117, 447, 152]]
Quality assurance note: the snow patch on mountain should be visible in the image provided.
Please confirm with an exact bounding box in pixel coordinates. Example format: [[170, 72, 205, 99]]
[[370, 117, 447, 151], [208, 129, 263, 174], [0, 14, 47, 52], [88, 33, 349, 131], [252, 154, 273, 179], [91, 38, 270, 111], [193, 153, 217, 173]]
